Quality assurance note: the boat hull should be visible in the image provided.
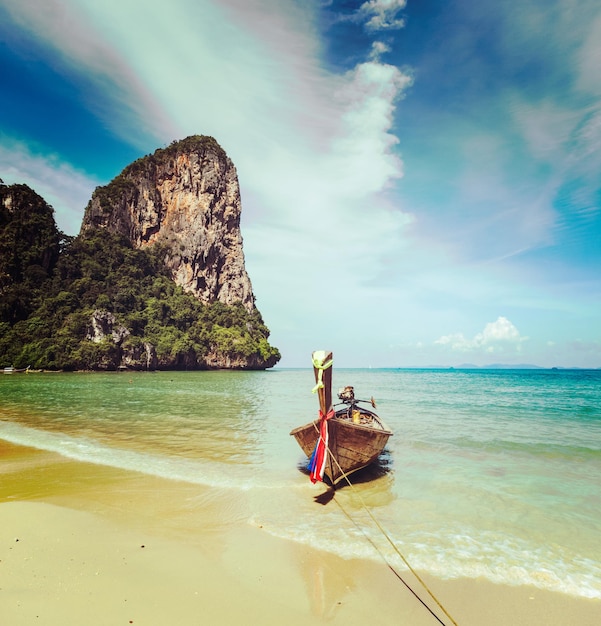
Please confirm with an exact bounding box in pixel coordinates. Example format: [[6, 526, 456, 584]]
[[290, 416, 392, 485], [3, 366, 30, 374]]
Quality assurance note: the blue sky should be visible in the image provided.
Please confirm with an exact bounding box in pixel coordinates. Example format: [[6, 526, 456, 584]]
[[1, 0, 600, 368]]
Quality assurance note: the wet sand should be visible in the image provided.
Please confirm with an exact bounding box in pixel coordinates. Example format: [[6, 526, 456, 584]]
[[1, 440, 599, 625]]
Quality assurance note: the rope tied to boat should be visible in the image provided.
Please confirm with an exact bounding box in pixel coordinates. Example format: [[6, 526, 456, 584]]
[[316, 433, 460, 626], [311, 351, 333, 393]]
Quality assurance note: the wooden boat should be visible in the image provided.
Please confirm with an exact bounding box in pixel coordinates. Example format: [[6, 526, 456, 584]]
[[290, 351, 393, 486], [3, 366, 30, 374]]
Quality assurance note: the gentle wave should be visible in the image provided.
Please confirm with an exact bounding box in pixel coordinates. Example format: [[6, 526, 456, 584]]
[[252, 501, 601, 599], [0, 420, 263, 490]]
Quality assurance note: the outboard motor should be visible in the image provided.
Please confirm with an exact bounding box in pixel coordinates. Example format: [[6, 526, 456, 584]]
[[337, 386, 355, 404]]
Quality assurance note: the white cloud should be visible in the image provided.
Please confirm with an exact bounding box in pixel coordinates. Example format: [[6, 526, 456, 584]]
[[0, 0, 175, 148], [369, 41, 392, 61], [328, 60, 411, 194], [435, 317, 528, 354], [0, 137, 98, 234], [358, 0, 407, 31]]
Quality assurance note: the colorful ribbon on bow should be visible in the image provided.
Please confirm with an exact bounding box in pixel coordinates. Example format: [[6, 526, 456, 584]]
[[308, 408, 335, 483]]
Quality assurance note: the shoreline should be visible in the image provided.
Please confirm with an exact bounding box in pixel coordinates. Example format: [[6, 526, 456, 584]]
[[1, 439, 599, 625]]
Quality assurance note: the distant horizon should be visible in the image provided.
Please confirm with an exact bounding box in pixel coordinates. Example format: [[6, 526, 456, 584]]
[[271, 363, 601, 371]]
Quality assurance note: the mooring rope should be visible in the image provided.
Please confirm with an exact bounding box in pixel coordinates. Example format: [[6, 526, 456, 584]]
[[311, 420, 460, 626], [332, 496, 450, 626]]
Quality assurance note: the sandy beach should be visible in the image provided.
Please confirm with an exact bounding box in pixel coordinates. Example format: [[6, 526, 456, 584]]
[[1, 439, 599, 626]]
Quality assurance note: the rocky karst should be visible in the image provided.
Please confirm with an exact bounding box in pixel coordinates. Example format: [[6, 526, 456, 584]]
[[0, 138, 280, 370], [81, 136, 255, 312]]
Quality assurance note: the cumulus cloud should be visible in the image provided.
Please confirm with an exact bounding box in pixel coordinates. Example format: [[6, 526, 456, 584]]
[[0, 137, 98, 233], [329, 60, 412, 193], [358, 0, 407, 31], [369, 40, 392, 61], [435, 317, 528, 353]]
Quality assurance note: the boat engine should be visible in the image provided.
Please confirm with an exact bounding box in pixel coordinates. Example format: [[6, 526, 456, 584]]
[[337, 386, 355, 404]]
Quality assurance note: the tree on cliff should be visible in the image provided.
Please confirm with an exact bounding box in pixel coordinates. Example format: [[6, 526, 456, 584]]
[[0, 182, 62, 324]]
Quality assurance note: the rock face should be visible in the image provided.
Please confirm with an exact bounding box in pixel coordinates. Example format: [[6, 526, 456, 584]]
[[81, 136, 255, 311], [86, 310, 130, 345]]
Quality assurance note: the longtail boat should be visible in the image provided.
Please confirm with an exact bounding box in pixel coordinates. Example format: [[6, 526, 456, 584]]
[[3, 366, 30, 374], [290, 351, 393, 486]]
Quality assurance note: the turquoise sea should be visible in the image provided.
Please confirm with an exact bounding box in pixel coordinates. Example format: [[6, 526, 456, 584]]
[[1, 367, 600, 599]]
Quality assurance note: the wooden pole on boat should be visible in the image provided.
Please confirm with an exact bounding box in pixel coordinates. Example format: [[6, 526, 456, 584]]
[[311, 350, 334, 485]]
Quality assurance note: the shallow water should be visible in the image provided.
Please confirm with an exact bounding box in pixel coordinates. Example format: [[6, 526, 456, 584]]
[[1, 368, 600, 598]]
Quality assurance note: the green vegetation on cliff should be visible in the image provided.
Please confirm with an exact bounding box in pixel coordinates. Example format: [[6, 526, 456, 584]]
[[0, 183, 61, 324], [91, 136, 223, 214], [0, 182, 280, 370]]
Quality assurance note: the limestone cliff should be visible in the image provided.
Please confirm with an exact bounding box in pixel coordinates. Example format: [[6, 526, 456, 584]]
[[81, 136, 254, 311], [0, 140, 280, 371]]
